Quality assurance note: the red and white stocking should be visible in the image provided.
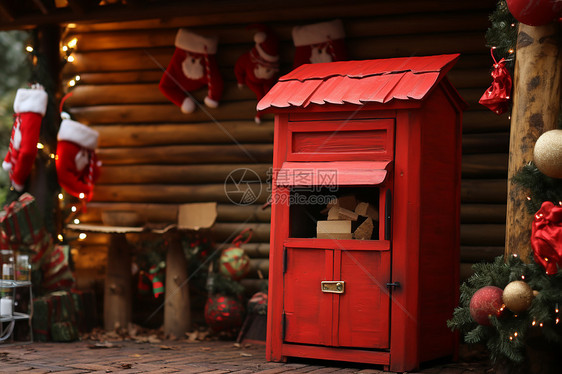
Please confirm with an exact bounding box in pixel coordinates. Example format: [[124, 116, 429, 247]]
[[56, 119, 101, 201], [2, 85, 48, 192], [159, 28, 223, 113], [235, 26, 279, 123], [292, 19, 347, 69]]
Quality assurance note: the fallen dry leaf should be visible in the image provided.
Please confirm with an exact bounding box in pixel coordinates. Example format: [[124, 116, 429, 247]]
[[120, 363, 133, 369], [160, 345, 174, 350], [129, 354, 142, 358], [240, 353, 253, 357], [88, 342, 121, 349]]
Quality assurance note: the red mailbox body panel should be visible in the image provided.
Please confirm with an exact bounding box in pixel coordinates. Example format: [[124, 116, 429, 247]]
[[260, 55, 465, 372]]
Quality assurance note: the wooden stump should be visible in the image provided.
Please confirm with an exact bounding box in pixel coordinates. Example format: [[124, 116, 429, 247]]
[[163, 231, 191, 337], [505, 22, 562, 260], [104, 233, 132, 330]]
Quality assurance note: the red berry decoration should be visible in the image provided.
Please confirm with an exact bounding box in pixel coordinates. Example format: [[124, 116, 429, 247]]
[[506, 0, 560, 26], [469, 286, 504, 326], [204, 294, 244, 332]]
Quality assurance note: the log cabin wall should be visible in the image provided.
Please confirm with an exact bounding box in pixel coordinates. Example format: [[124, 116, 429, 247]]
[[62, 0, 506, 295]]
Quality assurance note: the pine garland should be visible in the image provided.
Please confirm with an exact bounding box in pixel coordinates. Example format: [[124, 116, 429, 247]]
[[512, 162, 562, 215], [485, 0, 517, 70], [448, 255, 562, 367]]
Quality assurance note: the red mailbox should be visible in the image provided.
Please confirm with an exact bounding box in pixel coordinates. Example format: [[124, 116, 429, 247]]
[[258, 54, 466, 372]]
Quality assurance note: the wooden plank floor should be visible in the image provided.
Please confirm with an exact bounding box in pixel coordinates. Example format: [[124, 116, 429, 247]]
[[0, 340, 493, 373]]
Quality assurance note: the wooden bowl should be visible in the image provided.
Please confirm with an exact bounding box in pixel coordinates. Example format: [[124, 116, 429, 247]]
[[101, 210, 143, 227]]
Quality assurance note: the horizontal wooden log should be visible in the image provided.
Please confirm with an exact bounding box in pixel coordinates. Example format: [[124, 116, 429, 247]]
[[462, 110, 511, 133], [69, 101, 269, 124], [69, 11, 490, 52], [80, 202, 271, 224], [461, 153, 508, 178], [67, 66, 492, 91], [460, 204, 506, 224], [69, 0, 496, 32], [98, 163, 272, 184], [462, 132, 510, 154], [240, 278, 269, 295], [460, 224, 505, 246], [210, 223, 270, 244], [248, 258, 270, 278], [97, 144, 273, 165], [66, 82, 257, 106], [460, 246, 504, 262], [94, 122, 273, 148], [460, 263, 474, 283], [92, 183, 269, 204], [63, 30, 488, 75], [215, 242, 271, 258], [70, 70, 163, 85], [461, 179, 507, 203]]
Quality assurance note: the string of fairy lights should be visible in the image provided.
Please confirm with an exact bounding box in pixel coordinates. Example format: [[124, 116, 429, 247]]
[[24, 28, 88, 243]]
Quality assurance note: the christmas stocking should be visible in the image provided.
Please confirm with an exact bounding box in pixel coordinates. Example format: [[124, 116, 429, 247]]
[[235, 26, 279, 123], [2, 85, 48, 192], [292, 19, 347, 69], [159, 28, 223, 113], [56, 118, 101, 201]]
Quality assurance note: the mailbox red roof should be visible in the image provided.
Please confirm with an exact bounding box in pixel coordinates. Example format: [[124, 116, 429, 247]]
[[257, 54, 461, 111]]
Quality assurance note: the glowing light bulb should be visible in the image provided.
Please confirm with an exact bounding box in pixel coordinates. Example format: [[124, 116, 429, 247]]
[[521, 275, 525, 280], [26, 45, 33, 53], [75, 75, 81, 81], [67, 55, 75, 63], [67, 23, 77, 29], [73, 219, 80, 224], [78, 233, 87, 240], [71, 206, 77, 212], [539, 323, 544, 327], [62, 45, 68, 52], [532, 320, 536, 326], [37, 143, 44, 149], [508, 49, 514, 54], [509, 336, 513, 341], [57, 234, 64, 241], [67, 38, 78, 49], [68, 79, 76, 87], [79, 192, 85, 199], [50, 153, 55, 159], [58, 193, 64, 200], [514, 332, 518, 337]]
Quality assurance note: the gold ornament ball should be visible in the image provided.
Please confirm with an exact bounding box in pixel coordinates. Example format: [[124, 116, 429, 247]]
[[534, 129, 562, 178], [502, 280, 534, 313]]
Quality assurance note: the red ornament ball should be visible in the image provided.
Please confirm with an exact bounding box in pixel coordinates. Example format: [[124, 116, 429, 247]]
[[218, 247, 250, 280], [204, 294, 244, 332], [506, 0, 561, 26], [469, 286, 504, 326]]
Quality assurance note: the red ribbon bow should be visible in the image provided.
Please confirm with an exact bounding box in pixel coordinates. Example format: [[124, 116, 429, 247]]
[[531, 201, 562, 274], [479, 48, 513, 115]]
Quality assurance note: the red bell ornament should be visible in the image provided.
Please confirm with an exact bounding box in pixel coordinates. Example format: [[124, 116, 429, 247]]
[[531, 201, 562, 274], [506, 0, 561, 26], [479, 49, 512, 115]]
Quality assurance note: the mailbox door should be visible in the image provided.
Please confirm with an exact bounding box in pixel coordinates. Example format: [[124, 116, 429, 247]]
[[283, 245, 390, 349]]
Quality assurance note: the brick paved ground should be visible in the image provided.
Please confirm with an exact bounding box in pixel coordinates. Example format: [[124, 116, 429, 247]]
[[0, 339, 494, 374]]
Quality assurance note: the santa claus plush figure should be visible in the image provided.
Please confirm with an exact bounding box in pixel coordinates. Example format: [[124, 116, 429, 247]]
[[2, 84, 48, 192], [235, 26, 279, 123], [56, 117, 101, 201], [292, 19, 347, 69], [159, 29, 223, 113]]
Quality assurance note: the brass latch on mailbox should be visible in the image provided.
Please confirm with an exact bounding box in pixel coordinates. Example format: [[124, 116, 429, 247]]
[[321, 281, 345, 294]]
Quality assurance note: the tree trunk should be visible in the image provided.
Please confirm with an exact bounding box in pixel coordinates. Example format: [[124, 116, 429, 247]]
[[163, 231, 191, 338], [505, 22, 562, 259]]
